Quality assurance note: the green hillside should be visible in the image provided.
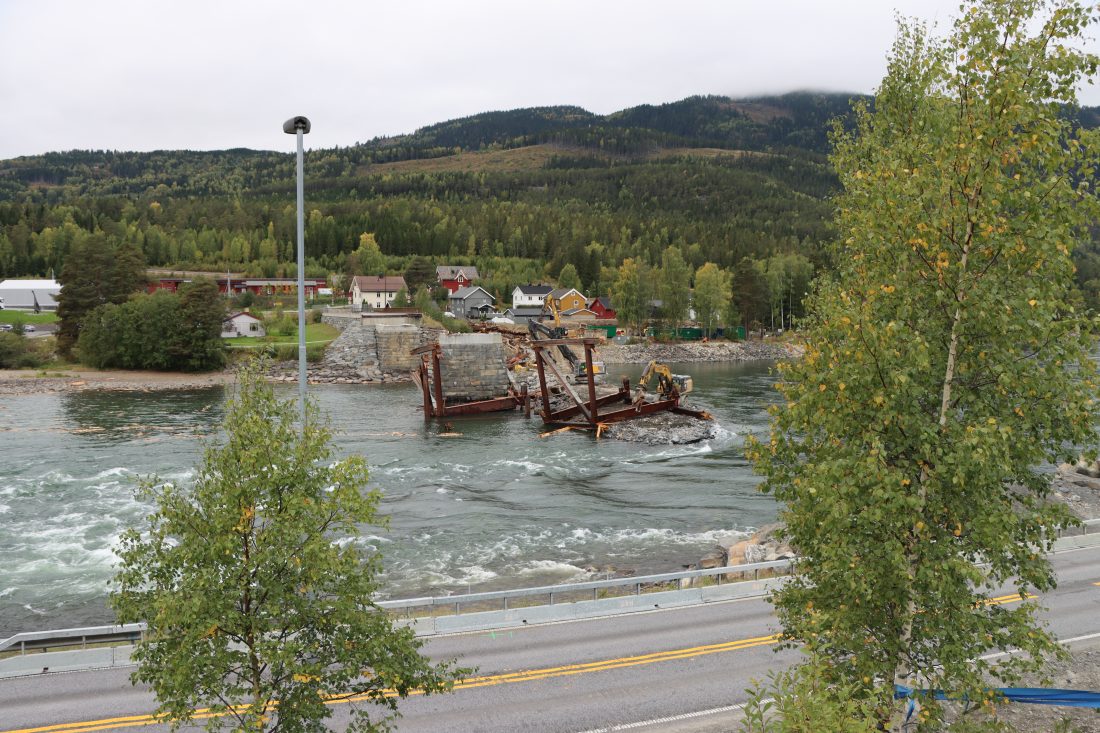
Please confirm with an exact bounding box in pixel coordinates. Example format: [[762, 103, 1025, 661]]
[[0, 92, 1096, 325]]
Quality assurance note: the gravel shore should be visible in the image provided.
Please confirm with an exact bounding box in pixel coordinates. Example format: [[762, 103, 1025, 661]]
[[598, 338, 803, 364], [0, 369, 236, 395]]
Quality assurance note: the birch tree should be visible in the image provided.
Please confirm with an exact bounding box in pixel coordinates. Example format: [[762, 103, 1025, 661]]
[[747, 1, 1100, 729], [112, 363, 463, 732]]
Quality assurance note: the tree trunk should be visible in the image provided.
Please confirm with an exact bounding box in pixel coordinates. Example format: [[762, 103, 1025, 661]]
[[889, 225, 972, 732]]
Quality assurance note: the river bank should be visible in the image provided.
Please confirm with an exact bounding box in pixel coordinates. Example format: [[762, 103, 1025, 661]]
[[0, 337, 801, 393], [0, 368, 236, 395], [598, 338, 803, 364]]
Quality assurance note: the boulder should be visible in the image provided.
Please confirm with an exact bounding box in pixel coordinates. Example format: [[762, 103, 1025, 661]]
[[698, 547, 726, 569], [1074, 457, 1100, 478]]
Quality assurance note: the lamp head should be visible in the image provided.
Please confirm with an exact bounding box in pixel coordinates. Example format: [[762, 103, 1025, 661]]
[[283, 116, 311, 134]]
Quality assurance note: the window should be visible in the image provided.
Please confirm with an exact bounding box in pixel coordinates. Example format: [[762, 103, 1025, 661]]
[[249, 323, 259, 332]]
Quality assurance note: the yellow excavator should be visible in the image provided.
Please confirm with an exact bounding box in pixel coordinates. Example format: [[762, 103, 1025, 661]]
[[635, 360, 693, 402]]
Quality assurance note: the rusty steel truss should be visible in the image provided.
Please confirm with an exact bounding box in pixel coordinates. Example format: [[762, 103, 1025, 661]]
[[530, 338, 711, 431]]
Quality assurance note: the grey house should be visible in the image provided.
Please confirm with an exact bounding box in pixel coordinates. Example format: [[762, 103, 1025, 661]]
[[448, 286, 496, 318], [503, 306, 545, 326]]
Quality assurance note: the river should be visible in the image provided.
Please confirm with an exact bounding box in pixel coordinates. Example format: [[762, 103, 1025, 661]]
[[0, 361, 779, 636]]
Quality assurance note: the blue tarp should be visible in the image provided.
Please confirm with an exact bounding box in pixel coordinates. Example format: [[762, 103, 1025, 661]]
[[896, 684, 1100, 708]]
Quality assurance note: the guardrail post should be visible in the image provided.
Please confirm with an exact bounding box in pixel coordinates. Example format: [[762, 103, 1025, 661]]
[[549, 592, 554, 606], [503, 597, 508, 612]]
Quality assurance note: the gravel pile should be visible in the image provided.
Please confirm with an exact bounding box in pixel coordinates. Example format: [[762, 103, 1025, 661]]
[[601, 411, 717, 444]]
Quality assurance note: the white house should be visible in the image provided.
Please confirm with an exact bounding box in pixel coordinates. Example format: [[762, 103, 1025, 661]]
[[350, 275, 407, 309], [221, 312, 265, 338], [0, 279, 61, 311], [511, 284, 553, 310]]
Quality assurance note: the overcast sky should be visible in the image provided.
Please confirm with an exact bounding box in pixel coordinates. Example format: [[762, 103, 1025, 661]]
[[1, 0, 1097, 160]]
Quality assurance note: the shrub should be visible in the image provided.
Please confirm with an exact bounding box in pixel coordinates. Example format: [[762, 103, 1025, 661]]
[[0, 332, 46, 368]]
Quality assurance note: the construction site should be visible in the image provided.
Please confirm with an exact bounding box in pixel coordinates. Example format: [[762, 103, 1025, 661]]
[[409, 320, 716, 443]]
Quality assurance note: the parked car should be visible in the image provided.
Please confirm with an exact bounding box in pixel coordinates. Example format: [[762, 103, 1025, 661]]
[[23, 324, 36, 332], [0, 324, 12, 331]]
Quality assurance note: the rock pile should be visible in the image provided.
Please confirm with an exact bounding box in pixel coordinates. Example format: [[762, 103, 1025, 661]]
[[1053, 459, 1100, 520], [601, 411, 717, 444], [722, 523, 796, 565], [694, 523, 797, 571], [598, 339, 803, 364]]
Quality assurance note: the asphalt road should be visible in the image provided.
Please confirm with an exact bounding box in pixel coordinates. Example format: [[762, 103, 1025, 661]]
[[2, 546, 1098, 733]]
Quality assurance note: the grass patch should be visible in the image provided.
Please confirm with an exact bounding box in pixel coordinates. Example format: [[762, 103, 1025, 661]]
[[225, 323, 339, 348], [0, 311, 58, 325]]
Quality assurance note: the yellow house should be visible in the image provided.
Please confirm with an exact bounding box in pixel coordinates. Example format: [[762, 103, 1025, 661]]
[[546, 288, 587, 313]]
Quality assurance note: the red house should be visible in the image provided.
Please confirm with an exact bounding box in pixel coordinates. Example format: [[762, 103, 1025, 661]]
[[435, 265, 480, 294], [587, 296, 617, 320]]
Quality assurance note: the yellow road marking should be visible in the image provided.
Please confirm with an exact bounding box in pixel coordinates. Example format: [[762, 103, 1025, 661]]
[[981, 592, 1034, 607], [2, 634, 781, 733], [1093, 582, 1100, 587], [1, 596, 1040, 733]]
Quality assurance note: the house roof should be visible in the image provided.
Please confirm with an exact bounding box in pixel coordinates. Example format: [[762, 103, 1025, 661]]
[[548, 287, 584, 301], [505, 306, 545, 316], [241, 278, 326, 286], [562, 307, 597, 317], [436, 265, 480, 280], [515, 284, 553, 296], [225, 312, 263, 323], [0, 279, 60, 290], [351, 275, 407, 292], [450, 286, 495, 302], [587, 296, 614, 310]]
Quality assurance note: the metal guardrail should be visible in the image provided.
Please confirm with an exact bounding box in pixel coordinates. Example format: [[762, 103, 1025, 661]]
[[374, 558, 793, 616], [3, 518, 1098, 657], [0, 623, 145, 656], [0, 560, 790, 657]]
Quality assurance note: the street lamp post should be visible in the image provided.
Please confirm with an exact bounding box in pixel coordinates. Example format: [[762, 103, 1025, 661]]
[[283, 116, 311, 427]]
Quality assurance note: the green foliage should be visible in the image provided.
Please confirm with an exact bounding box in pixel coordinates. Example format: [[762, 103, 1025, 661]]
[[111, 363, 464, 732], [557, 263, 581, 290], [692, 262, 732, 336], [658, 246, 692, 333], [611, 257, 652, 335], [77, 280, 224, 371], [0, 331, 48, 368], [403, 256, 435, 294], [174, 279, 227, 371], [732, 257, 770, 330], [747, 1, 1100, 730], [55, 233, 147, 357], [740, 653, 886, 733], [348, 232, 386, 278]]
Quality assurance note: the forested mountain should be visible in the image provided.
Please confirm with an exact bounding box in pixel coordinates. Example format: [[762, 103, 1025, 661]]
[[0, 92, 1097, 324]]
